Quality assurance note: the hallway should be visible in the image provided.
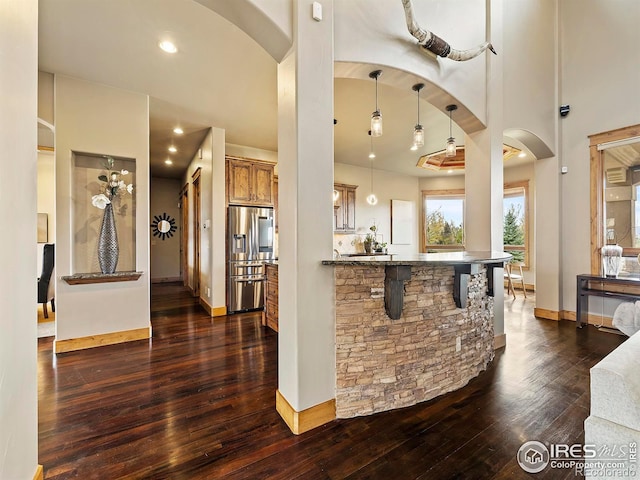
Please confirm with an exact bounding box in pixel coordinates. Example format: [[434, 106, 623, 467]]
[[37, 283, 625, 479]]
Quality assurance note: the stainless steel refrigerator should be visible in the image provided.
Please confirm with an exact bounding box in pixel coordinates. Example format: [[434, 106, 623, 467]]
[[227, 205, 275, 313]]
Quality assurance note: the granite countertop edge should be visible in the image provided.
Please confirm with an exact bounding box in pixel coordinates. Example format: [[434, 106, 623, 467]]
[[321, 251, 512, 266]]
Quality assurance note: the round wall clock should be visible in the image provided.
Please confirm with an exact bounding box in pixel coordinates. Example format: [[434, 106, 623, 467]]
[[151, 213, 177, 240]]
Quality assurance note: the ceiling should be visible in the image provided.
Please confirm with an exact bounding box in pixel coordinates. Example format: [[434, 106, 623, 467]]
[[38, 0, 534, 180]]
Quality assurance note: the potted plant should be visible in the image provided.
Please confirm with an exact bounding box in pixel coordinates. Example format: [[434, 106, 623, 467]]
[[364, 225, 377, 253]]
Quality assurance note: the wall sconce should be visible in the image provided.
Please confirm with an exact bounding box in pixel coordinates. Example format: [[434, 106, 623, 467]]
[[369, 70, 383, 137], [445, 104, 458, 157], [412, 83, 425, 149]]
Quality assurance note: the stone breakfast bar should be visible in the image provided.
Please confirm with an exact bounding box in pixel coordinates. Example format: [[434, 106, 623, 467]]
[[322, 251, 511, 418]]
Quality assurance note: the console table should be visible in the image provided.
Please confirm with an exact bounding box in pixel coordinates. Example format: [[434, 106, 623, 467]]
[[576, 274, 640, 328]]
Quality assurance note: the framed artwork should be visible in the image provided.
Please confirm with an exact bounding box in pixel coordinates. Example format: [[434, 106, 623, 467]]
[[391, 199, 413, 245]]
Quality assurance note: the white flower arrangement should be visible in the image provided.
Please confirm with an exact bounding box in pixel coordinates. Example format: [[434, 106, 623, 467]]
[[91, 156, 134, 210]]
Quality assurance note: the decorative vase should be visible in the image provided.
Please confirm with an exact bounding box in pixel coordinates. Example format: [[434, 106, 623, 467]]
[[601, 244, 623, 278], [364, 240, 372, 254], [98, 203, 119, 274]]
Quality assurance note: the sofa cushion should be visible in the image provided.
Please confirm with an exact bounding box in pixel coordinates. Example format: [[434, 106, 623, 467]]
[[590, 331, 640, 431]]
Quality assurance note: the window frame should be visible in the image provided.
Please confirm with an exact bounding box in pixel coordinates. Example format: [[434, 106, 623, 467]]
[[503, 180, 530, 269], [421, 189, 466, 252], [589, 124, 640, 274]]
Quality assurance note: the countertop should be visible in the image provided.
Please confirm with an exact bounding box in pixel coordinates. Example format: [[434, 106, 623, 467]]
[[322, 251, 512, 266]]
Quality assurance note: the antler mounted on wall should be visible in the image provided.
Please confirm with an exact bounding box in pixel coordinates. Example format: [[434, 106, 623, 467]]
[[401, 0, 497, 61]]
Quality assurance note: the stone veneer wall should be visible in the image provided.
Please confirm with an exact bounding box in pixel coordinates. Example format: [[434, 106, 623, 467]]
[[335, 264, 494, 418]]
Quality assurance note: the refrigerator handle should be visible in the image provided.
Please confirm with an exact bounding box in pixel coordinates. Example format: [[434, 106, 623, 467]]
[[250, 211, 258, 258]]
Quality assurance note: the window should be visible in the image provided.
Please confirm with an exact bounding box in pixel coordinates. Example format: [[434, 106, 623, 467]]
[[422, 182, 530, 266], [503, 181, 529, 267], [422, 190, 465, 251]]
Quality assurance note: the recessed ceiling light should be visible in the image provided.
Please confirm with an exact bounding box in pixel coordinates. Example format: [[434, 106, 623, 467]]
[[165, 159, 173, 165], [518, 152, 527, 158], [447, 169, 453, 174], [168, 146, 177, 153], [159, 40, 177, 54], [173, 127, 184, 135]]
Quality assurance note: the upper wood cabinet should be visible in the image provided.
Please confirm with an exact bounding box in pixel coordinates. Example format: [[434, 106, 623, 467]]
[[334, 183, 357, 233], [226, 157, 275, 206]]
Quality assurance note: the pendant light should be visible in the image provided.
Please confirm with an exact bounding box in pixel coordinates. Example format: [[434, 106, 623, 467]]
[[367, 130, 378, 205], [369, 70, 383, 137], [412, 83, 425, 149], [445, 104, 458, 157]]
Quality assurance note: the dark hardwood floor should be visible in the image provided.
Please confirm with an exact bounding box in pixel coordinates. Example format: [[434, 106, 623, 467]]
[[38, 284, 626, 479]]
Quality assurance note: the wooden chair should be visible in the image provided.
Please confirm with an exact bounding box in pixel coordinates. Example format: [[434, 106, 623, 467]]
[[504, 261, 527, 299]]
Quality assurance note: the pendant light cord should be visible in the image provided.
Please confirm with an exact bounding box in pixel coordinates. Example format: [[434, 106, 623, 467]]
[[375, 76, 379, 112]]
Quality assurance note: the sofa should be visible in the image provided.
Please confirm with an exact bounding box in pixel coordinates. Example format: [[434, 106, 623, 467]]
[[584, 330, 640, 479]]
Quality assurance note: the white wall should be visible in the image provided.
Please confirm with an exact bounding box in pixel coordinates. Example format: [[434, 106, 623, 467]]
[[150, 177, 181, 281], [55, 75, 150, 341], [226, 143, 278, 164], [37, 150, 56, 273], [38, 70, 54, 125], [0, 0, 39, 477], [194, 0, 292, 62], [559, 0, 640, 313], [183, 128, 227, 310], [334, 0, 488, 124], [503, 0, 557, 153], [334, 162, 420, 255]]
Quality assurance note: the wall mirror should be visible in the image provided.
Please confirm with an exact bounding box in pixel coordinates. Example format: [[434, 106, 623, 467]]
[[590, 124, 640, 275]]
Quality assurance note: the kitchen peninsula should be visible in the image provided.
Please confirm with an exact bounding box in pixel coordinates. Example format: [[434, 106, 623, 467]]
[[322, 251, 510, 418]]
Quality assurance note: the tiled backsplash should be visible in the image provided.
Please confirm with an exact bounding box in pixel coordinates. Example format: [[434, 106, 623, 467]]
[[333, 234, 367, 254]]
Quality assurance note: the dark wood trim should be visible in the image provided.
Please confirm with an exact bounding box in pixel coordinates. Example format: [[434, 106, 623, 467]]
[[589, 124, 640, 275]]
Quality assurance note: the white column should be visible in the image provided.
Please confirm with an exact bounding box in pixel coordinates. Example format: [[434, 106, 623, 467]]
[[0, 0, 39, 478], [465, 0, 505, 343], [277, 0, 335, 414], [535, 155, 562, 316]]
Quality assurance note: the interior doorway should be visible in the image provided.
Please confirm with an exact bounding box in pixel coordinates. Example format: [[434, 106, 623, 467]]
[[192, 167, 202, 297]]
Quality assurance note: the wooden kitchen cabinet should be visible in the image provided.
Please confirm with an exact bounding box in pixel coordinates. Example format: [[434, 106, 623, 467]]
[[262, 263, 278, 332], [273, 176, 278, 232], [333, 183, 357, 233], [226, 157, 275, 206]]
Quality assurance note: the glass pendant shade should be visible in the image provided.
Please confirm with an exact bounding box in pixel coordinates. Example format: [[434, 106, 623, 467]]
[[369, 70, 383, 137], [411, 83, 425, 149], [446, 137, 456, 157], [371, 111, 383, 137], [413, 124, 424, 147], [366, 193, 378, 205], [445, 104, 458, 158]]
